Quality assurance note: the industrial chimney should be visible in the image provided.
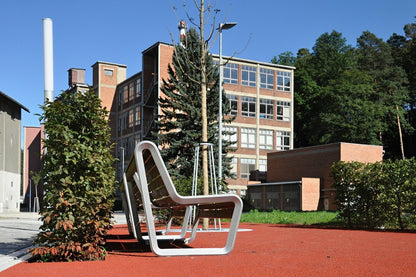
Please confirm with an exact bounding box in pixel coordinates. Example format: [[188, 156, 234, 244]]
[[178, 20, 187, 46], [68, 68, 86, 87], [43, 18, 54, 103]]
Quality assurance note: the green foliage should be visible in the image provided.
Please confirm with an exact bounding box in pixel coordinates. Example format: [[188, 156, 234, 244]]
[[155, 27, 235, 181], [30, 90, 116, 261], [332, 159, 416, 230], [319, 69, 384, 145], [388, 23, 416, 157], [271, 51, 296, 66], [279, 26, 415, 159]]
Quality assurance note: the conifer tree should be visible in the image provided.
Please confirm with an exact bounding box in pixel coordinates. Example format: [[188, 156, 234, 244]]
[[156, 27, 235, 183]]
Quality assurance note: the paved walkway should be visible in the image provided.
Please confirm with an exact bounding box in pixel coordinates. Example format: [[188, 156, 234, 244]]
[[0, 212, 41, 272], [0, 212, 127, 272]]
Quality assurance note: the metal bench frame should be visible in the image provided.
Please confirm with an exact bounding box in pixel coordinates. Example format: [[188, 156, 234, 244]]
[[121, 141, 243, 256]]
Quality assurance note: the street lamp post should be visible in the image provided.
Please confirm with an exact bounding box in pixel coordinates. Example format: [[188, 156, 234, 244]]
[[120, 147, 125, 174], [218, 22, 237, 184]]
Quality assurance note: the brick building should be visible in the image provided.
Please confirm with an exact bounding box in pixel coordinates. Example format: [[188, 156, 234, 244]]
[[86, 41, 295, 196], [247, 142, 383, 211]]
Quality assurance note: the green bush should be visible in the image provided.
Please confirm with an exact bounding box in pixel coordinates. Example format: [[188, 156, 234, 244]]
[[332, 159, 416, 230], [30, 90, 116, 261]]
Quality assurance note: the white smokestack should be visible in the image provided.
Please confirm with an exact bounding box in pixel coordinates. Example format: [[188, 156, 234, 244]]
[[178, 20, 187, 47], [43, 18, 54, 103]]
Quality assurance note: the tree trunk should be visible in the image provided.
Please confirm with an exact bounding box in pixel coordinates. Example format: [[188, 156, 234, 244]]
[[199, 0, 209, 230], [396, 104, 405, 160]]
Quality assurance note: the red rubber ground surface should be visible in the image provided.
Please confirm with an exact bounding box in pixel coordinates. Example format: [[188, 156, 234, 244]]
[[1, 223, 415, 276]]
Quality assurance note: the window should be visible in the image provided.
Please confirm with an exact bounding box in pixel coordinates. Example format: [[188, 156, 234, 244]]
[[241, 127, 256, 148], [259, 159, 267, 172], [104, 69, 113, 76], [223, 63, 238, 84], [260, 99, 274, 119], [135, 79, 141, 99], [135, 106, 140, 126], [277, 71, 291, 92], [122, 85, 128, 104], [227, 94, 238, 116], [241, 158, 256, 179], [119, 112, 128, 132], [259, 129, 273, 150], [276, 101, 291, 121], [241, 97, 256, 117], [260, 68, 274, 89], [241, 65, 256, 87], [276, 131, 290, 150], [129, 83, 134, 102], [223, 126, 238, 148], [128, 109, 134, 128]]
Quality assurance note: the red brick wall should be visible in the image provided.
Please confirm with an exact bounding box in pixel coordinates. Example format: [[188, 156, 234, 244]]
[[267, 142, 383, 210]]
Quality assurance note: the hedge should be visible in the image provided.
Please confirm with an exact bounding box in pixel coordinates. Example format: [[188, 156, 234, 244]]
[[331, 158, 416, 230]]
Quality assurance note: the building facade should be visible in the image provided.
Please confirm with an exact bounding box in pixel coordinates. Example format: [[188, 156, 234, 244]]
[[66, 41, 294, 196], [216, 54, 295, 195], [0, 91, 29, 213]]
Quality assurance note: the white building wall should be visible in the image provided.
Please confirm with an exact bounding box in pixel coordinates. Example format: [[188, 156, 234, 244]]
[[0, 171, 21, 213]]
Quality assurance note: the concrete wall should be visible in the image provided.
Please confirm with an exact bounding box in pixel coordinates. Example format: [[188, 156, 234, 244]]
[[301, 177, 320, 211], [0, 96, 23, 212]]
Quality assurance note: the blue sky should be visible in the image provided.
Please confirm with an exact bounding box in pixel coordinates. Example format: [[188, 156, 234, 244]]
[[1, 0, 415, 130]]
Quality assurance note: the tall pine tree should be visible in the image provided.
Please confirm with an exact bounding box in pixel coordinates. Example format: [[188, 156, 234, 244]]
[[155, 28, 235, 184], [356, 31, 410, 159]]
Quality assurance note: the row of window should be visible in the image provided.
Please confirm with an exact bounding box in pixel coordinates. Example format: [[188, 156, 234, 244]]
[[223, 63, 291, 92], [223, 126, 290, 151], [118, 106, 140, 132], [118, 79, 142, 106], [227, 95, 291, 121]]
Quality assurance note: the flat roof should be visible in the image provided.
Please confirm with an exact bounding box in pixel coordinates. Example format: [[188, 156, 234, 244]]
[[212, 54, 296, 70], [248, 180, 302, 187], [0, 90, 30, 113], [141, 41, 295, 70]]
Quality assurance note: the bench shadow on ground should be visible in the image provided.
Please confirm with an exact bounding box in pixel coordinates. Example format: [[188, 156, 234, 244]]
[[104, 227, 192, 256]]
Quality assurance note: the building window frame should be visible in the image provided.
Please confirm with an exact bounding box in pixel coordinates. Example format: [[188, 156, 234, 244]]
[[227, 94, 238, 116], [128, 83, 134, 102], [276, 101, 291, 121], [134, 106, 140, 126], [122, 85, 128, 104], [241, 158, 256, 179], [241, 96, 256, 118], [241, 127, 256, 149], [259, 159, 267, 172], [223, 62, 238, 85], [104, 68, 113, 76], [260, 68, 274, 89], [277, 71, 291, 92], [276, 130, 290, 151], [259, 129, 273, 150], [260, 98, 274, 119], [135, 79, 141, 99], [241, 65, 256, 87]]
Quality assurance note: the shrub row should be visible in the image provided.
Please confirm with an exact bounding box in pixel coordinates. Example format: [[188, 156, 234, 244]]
[[331, 159, 416, 230]]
